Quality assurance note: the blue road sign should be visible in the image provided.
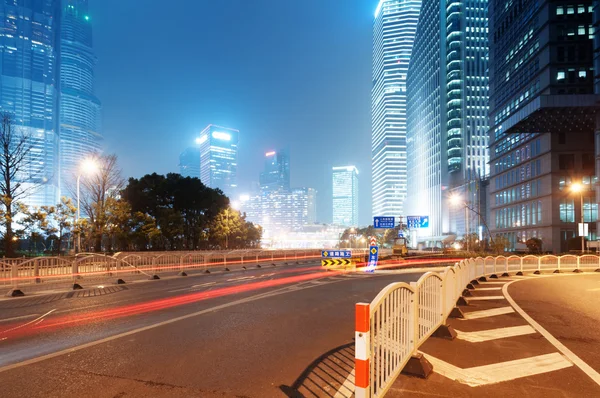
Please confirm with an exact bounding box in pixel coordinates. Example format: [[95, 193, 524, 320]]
[[367, 246, 379, 270], [322, 250, 352, 258], [373, 216, 395, 229], [407, 216, 429, 229], [398, 231, 404, 238]]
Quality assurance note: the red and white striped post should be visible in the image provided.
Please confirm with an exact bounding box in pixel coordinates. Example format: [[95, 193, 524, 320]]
[[355, 302, 371, 398]]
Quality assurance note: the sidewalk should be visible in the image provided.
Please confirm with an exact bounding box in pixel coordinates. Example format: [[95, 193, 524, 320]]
[[387, 275, 600, 397]]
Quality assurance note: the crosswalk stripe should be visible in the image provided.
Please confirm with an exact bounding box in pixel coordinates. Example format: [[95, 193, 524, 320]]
[[461, 306, 514, 320], [475, 287, 502, 291], [424, 352, 572, 387], [455, 325, 536, 342], [333, 368, 354, 397], [467, 296, 505, 301]]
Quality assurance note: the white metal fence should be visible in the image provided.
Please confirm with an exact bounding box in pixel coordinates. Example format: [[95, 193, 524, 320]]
[[355, 254, 600, 398], [1, 249, 340, 295]]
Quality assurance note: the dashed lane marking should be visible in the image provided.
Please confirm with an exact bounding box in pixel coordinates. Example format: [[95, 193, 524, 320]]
[[424, 352, 572, 387], [586, 287, 600, 292], [0, 314, 40, 324], [455, 325, 536, 343], [461, 306, 515, 320], [167, 282, 217, 293]]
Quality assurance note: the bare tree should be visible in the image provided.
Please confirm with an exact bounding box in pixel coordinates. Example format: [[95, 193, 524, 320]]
[[79, 154, 125, 252], [0, 114, 46, 257]]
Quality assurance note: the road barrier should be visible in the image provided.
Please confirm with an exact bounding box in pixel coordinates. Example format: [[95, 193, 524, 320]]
[[354, 254, 600, 398], [1, 249, 326, 296]]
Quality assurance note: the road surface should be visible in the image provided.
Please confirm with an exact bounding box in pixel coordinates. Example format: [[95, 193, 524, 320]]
[[0, 261, 427, 397]]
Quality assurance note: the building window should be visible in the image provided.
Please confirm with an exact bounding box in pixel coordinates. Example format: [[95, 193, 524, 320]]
[[578, 25, 586, 35], [567, 6, 574, 14], [559, 176, 572, 190], [557, 6, 564, 15], [557, 70, 566, 81], [584, 197, 598, 222], [559, 154, 575, 170], [583, 153, 594, 169], [560, 199, 575, 222], [578, 4, 585, 13]]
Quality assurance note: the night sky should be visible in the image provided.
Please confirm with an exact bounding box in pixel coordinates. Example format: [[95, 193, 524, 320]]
[[90, 0, 376, 226]]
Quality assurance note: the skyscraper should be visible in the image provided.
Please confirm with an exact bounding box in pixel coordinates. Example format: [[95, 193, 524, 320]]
[[307, 187, 317, 224], [59, 0, 102, 196], [0, 0, 61, 207], [405, 0, 489, 243], [179, 146, 201, 179], [259, 149, 290, 192], [371, 0, 422, 218], [488, 0, 597, 252], [198, 124, 239, 198], [332, 166, 358, 227]]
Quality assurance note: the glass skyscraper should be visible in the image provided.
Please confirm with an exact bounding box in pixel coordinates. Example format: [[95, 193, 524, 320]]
[[405, 0, 489, 242], [179, 146, 201, 179], [0, 0, 61, 207], [259, 149, 290, 192], [59, 0, 102, 196], [198, 124, 239, 198], [371, 0, 421, 218], [332, 166, 358, 227]]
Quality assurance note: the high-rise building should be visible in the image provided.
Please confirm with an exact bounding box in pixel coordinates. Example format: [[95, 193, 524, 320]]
[[259, 149, 290, 192], [0, 0, 61, 208], [179, 146, 201, 179], [198, 124, 239, 198], [59, 0, 102, 196], [371, 0, 422, 218], [488, 0, 598, 252], [332, 166, 358, 227], [307, 187, 317, 224], [405, 0, 489, 244]]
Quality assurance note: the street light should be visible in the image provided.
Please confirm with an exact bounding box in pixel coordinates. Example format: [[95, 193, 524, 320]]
[[449, 194, 470, 252], [76, 157, 99, 253], [570, 182, 585, 253]]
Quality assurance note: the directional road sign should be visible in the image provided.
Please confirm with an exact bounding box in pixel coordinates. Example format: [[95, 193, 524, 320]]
[[407, 216, 429, 229], [367, 246, 379, 270], [369, 237, 377, 247], [322, 250, 352, 258], [374, 216, 395, 229], [321, 259, 352, 267]]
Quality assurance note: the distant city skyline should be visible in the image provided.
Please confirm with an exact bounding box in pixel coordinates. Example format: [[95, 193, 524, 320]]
[[198, 124, 239, 198], [332, 166, 359, 227]]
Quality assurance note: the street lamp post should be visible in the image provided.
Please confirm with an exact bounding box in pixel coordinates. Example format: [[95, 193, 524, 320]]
[[571, 183, 585, 253], [450, 194, 494, 252]]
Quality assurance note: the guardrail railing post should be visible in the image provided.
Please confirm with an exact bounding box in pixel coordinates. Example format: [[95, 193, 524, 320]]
[[410, 281, 419, 354], [355, 303, 371, 398]]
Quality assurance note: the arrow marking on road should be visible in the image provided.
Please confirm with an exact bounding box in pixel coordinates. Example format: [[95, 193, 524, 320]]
[[455, 325, 536, 343], [424, 352, 572, 387], [461, 306, 515, 320]]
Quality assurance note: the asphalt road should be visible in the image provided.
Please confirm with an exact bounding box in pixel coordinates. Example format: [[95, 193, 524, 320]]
[[507, 273, 600, 376], [0, 261, 426, 397]]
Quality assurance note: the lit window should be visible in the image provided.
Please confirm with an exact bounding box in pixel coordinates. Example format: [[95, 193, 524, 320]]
[[557, 6, 564, 15], [557, 70, 566, 80], [578, 5, 585, 13], [567, 6, 574, 14], [579, 70, 587, 78], [578, 25, 586, 35], [560, 199, 575, 222]]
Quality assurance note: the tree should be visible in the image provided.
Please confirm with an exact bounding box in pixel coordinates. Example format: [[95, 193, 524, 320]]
[[525, 237, 543, 254], [492, 235, 510, 254], [79, 154, 124, 252], [17, 203, 51, 253], [209, 207, 243, 249], [0, 114, 47, 257]]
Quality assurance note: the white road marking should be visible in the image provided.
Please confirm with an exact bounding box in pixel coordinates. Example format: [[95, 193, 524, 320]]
[[475, 287, 502, 291], [461, 306, 514, 320], [0, 309, 56, 335], [586, 287, 600, 292], [424, 352, 572, 387], [167, 282, 217, 293], [333, 368, 354, 398], [0, 275, 349, 373], [478, 281, 513, 284], [226, 276, 255, 282], [455, 325, 536, 342], [0, 314, 40, 324], [503, 279, 600, 387], [467, 296, 505, 301]]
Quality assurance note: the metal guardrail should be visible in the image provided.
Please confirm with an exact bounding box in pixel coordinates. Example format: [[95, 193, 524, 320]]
[[1, 249, 329, 295], [354, 254, 600, 398]]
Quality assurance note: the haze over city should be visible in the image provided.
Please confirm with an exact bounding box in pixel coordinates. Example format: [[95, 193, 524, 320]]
[[90, 0, 376, 226]]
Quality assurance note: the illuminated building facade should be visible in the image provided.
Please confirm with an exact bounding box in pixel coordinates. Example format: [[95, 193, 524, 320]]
[[198, 124, 239, 198], [259, 149, 290, 192], [332, 166, 358, 227], [179, 146, 201, 179]]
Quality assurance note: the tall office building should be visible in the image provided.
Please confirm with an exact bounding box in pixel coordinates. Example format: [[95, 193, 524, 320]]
[[332, 166, 358, 227], [488, 0, 598, 252], [0, 0, 61, 208], [179, 146, 201, 179], [198, 124, 239, 198], [259, 149, 290, 192], [59, 0, 102, 196], [405, 0, 489, 243], [371, 0, 422, 218], [307, 187, 317, 224]]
